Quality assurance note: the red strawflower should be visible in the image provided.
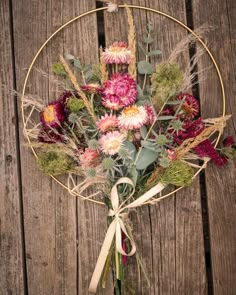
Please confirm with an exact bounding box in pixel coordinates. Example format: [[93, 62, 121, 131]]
[[223, 136, 235, 147], [40, 101, 65, 128], [59, 91, 78, 104], [194, 139, 226, 166], [38, 127, 65, 143], [176, 93, 199, 119], [173, 118, 205, 145]]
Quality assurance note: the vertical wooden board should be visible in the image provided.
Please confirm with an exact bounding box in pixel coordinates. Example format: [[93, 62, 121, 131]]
[[0, 1, 24, 294], [192, 0, 236, 294], [12, 1, 77, 294], [13, 0, 113, 294], [103, 1, 206, 294], [63, 1, 113, 293]]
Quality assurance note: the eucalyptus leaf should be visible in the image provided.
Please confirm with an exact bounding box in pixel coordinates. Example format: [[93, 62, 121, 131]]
[[65, 53, 75, 60], [142, 36, 154, 44], [129, 167, 138, 185], [140, 126, 148, 139], [73, 59, 81, 69], [137, 84, 143, 96], [83, 64, 92, 72], [156, 115, 175, 120], [138, 61, 154, 75], [166, 100, 182, 105], [147, 50, 162, 57], [138, 42, 147, 56], [136, 148, 158, 170], [123, 141, 137, 160]]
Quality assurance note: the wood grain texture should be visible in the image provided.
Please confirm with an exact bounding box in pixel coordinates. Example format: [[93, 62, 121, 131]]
[[104, 1, 207, 294], [0, 1, 24, 294], [192, 0, 236, 294], [13, 0, 113, 294], [0, 0, 235, 294], [12, 1, 78, 294]]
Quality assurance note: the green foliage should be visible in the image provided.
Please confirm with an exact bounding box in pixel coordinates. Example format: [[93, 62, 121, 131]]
[[86, 168, 97, 178], [102, 157, 115, 170], [66, 97, 85, 113], [159, 156, 171, 168], [118, 148, 130, 159], [37, 150, 74, 176], [138, 61, 154, 75], [123, 141, 137, 160], [170, 120, 184, 132], [129, 166, 138, 185], [88, 139, 99, 150], [136, 148, 158, 170], [52, 62, 67, 76], [147, 50, 162, 57], [160, 160, 194, 186], [142, 36, 154, 44], [156, 135, 169, 146], [68, 113, 79, 124], [151, 62, 184, 102]]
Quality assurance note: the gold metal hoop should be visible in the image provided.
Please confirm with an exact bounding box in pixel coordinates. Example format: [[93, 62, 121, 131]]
[[21, 5, 226, 206]]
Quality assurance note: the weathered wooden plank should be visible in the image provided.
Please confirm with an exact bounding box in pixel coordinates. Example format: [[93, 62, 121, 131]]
[[63, 2, 113, 293], [12, 1, 78, 294], [13, 0, 113, 294], [192, 0, 236, 294], [103, 1, 207, 294], [0, 1, 24, 294]]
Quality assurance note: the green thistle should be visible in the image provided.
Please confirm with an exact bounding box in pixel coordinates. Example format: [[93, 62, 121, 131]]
[[88, 139, 100, 150], [68, 113, 79, 124], [161, 160, 194, 186], [52, 62, 67, 76], [170, 120, 184, 132], [159, 157, 171, 168], [37, 150, 74, 176], [151, 63, 184, 103], [118, 148, 130, 159], [66, 97, 85, 113], [102, 157, 115, 170], [156, 135, 170, 146], [86, 168, 97, 178]]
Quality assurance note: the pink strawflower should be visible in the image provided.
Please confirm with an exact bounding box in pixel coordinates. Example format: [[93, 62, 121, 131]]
[[102, 73, 137, 110], [176, 93, 199, 119], [194, 139, 226, 166], [96, 114, 118, 133], [99, 131, 125, 155], [118, 105, 148, 130], [40, 101, 65, 128], [144, 105, 156, 125], [79, 148, 101, 168], [102, 41, 132, 64], [166, 149, 177, 161]]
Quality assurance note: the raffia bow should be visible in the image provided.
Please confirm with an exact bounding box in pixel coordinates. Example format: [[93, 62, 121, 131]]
[[89, 177, 166, 293]]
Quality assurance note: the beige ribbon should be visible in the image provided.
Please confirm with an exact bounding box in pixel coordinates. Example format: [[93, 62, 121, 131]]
[[88, 177, 165, 293]]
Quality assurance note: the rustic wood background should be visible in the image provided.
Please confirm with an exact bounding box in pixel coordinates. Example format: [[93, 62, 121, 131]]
[[0, 0, 235, 294]]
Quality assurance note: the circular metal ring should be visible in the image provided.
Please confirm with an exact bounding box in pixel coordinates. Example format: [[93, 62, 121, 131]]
[[21, 5, 226, 205]]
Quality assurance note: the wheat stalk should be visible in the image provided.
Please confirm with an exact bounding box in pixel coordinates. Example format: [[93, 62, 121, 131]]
[[125, 4, 137, 79], [59, 55, 97, 122], [175, 115, 231, 159]]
